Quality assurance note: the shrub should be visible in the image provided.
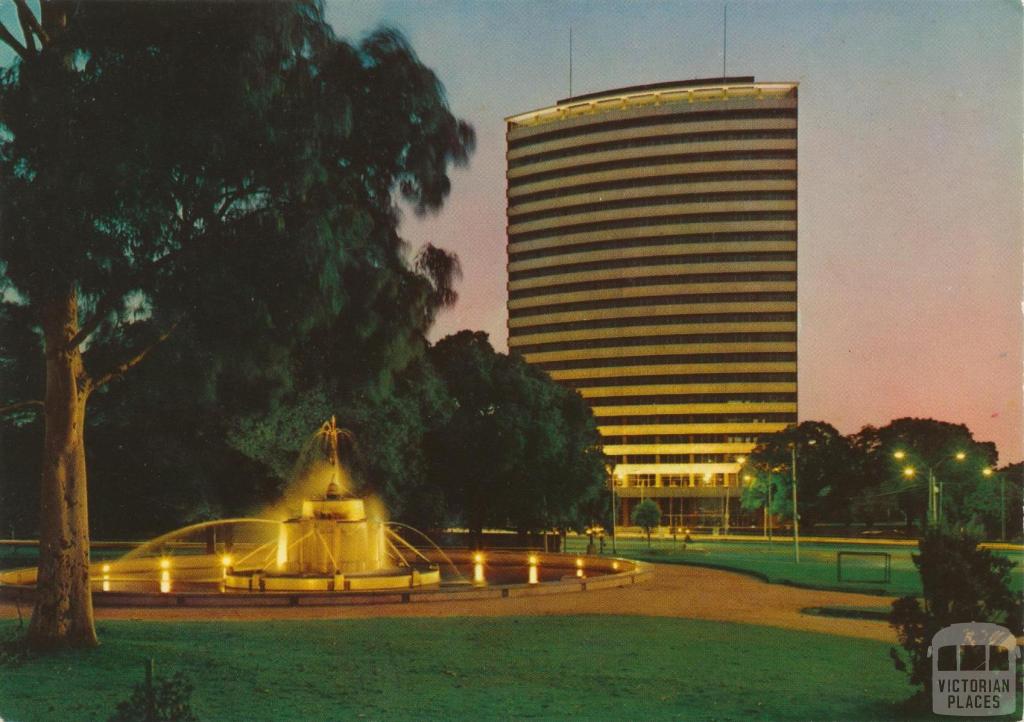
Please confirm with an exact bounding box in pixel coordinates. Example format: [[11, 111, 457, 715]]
[[888, 529, 1022, 703], [108, 669, 199, 722]]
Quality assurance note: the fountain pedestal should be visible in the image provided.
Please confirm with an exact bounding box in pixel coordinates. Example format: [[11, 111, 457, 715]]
[[224, 483, 440, 592], [278, 496, 386, 575]]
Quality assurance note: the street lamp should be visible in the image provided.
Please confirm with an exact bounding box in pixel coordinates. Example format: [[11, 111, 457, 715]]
[[790, 439, 815, 564], [611, 471, 622, 554], [723, 455, 746, 536], [982, 467, 1006, 541]]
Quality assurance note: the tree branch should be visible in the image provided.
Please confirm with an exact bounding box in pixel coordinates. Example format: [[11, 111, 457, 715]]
[[66, 246, 186, 353], [69, 199, 275, 353], [0, 399, 43, 415], [13, 0, 48, 48], [89, 320, 180, 391], [15, 2, 34, 53], [0, 20, 30, 60]]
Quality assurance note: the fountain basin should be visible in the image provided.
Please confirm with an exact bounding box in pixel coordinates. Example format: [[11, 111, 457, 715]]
[[0, 549, 649, 607]]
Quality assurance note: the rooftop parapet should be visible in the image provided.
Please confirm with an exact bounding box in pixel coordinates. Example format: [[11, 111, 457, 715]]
[[507, 79, 798, 130]]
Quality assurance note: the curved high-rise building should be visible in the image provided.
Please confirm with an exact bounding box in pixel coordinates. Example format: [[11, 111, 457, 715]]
[[506, 77, 798, 531]]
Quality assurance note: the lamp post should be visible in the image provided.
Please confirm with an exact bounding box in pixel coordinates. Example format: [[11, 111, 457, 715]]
[[791, 444, 799, 563], [611, 472, 621, 554], [982, 467, 1004, 540], [790, 440, 815, 564], [725, 455, 745, 537]]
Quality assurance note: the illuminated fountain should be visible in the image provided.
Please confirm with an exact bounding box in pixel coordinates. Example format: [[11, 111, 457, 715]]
[[225, 417, 440, 591], [0, 418, 646, 605]]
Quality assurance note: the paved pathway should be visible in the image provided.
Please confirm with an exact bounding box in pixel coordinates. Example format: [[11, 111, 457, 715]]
[[0, 563, 896, 642]]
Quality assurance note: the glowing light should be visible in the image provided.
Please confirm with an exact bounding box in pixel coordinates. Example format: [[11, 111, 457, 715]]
[[983, 468, 994, 477], [955, 452, 966, 461], [102, 580, 111, 592], [221, 554, 233, 568], [473, 562, 485, 584], [575, 558, 584, 567], [159, 557, 171, 570], [893, 451, 906, 460], [735, 456, 747, 464], [101, 564, 111, 574], [528, 554, 538, 566], [473, 552, 484, 564], [612, 561, 620, 571], [903, 467, 916, 478], [160, 570, 171, 594], [276, 524, 288, 569], [528, 554, 539, 584]]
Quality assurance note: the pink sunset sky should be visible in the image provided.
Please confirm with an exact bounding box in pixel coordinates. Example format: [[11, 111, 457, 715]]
[[331, 1, 1023, 463]]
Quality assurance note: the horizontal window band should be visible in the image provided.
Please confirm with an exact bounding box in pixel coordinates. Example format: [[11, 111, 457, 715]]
[[510, 191, 796, 226], [532, 352, 797, 371], [510, 292, 796, 317], [562, 372, 796, 388], [513, 332, 796, 354], [510, 312, 796, 335], [508, 150, 797, 187], [509, 272, 795, 300], [509, 211, 796, 244], [586, 392, 796, 406], [602, 433, 763, 444], [508, 107, 797, 150], [509, 171, 797, 208], [509, 251, 797, 282], [509, 130, 797, 169], [509, 232, 796, 263], [595, 412, 797, 425]]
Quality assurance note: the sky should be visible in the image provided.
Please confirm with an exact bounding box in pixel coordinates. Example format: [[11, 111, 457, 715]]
[[0, 1, 1017, 463], [325, 0, 1023, 464]]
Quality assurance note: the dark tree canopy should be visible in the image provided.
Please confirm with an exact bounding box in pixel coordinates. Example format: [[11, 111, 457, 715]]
[[739, 421, 858, 528], [0, 0, 474, 648], [424, 331, 607, 545], [850, 418, 998, 531]]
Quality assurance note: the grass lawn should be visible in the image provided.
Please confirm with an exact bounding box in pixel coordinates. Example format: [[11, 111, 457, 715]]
[[0, 545, 126, 571], [567, 538, 1024, 597], [0, 616, 927, 721]]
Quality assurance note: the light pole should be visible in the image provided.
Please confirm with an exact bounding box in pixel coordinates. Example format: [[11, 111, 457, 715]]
[[611, 472, 621, 554], [790, 439, 815, 564], [983, 468, 1005, 541], [725, 455, 745, 537], [791, 444, 799, 563]]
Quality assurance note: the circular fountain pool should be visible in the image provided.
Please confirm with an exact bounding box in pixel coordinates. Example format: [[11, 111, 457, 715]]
[[0, 539, 645, 608]]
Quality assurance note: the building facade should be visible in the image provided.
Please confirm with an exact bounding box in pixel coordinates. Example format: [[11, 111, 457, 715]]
[[506, 77, 798, 531]]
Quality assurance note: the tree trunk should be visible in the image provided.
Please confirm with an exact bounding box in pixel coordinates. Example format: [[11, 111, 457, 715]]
[[26, 288, 97, 649]]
